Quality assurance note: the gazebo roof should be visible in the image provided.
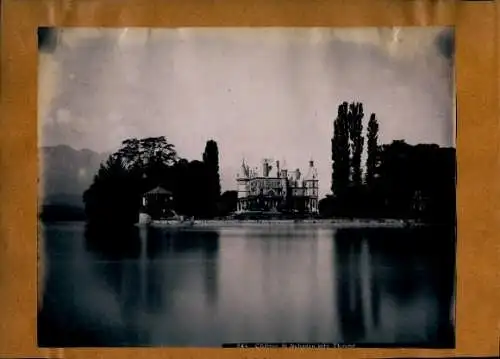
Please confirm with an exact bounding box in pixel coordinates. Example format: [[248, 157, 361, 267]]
[[144, 186, 173, 195]]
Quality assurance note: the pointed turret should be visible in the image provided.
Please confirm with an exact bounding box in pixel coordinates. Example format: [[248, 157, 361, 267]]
[[239, 158, 250, 178], [305, 159, 318, 181]]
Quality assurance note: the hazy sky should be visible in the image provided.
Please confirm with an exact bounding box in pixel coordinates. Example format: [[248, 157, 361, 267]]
[[39, 27, 455, 198]]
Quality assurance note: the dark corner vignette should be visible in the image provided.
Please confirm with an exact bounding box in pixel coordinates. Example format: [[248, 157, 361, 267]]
[[38, 27, 58, 54]]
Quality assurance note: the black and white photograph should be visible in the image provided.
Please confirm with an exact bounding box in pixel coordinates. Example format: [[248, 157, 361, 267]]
[[37, 27, 456, 348]]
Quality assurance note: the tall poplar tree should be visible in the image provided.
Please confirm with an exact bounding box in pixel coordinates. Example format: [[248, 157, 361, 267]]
[[348, 102, 364, 187], [203, 140, 221, 216], [366, 113, 380, 187], [331, 102, 350, 197]]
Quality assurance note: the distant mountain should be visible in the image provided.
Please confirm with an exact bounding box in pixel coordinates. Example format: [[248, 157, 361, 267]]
[[39, 145, 239, 210], [39, 145, 110, 209]]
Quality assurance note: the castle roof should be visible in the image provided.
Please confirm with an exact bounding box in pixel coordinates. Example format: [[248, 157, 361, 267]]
[[144, 186, 172, 195], [304, 160, 318, 181]]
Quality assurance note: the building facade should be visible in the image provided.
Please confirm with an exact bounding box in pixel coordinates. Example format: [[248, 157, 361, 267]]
[[142, 186, 174, 219], [236, 159, 319, 214]]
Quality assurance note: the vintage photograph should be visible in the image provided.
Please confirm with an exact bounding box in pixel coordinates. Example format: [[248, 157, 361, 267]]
[[37, 27, 456, 347]]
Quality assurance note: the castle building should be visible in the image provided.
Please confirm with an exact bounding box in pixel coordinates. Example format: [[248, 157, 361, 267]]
[[236, 159, 319, 214]]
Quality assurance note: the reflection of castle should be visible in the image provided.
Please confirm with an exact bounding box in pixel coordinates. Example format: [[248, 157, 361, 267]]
[[236, 159, 319, 214]]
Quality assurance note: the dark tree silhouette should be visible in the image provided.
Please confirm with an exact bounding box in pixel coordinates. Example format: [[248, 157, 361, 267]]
[[217, 191, 238, 217], [117, 137, 177, 172], [83, 154, 142, 225], [171, 158, 191, 216], [116, 136, 178, 194], [170, 159, 212, 218], [331, 102, 351, 197], [203, 140, 221, 217], [330, 101, 365, 217], [186, 160, 211, 218], [365, 113, 380, 187], [318, 196, 335, 218], [348, 102, 364, 187], [327, 100, 455, 223], [376, 141, 456, 223], [83, 137, 179, 225], [202, 140, 221, 197], [377, 140, 415, 218]]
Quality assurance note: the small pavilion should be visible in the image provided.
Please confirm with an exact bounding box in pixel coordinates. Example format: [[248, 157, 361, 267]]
[[142, 186, 174, 219]]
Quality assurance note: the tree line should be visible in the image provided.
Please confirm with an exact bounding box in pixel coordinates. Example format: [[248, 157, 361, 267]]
[[79, 100, 455, 226], [321, 101, 456, 225], [83, 137, 236, 225]]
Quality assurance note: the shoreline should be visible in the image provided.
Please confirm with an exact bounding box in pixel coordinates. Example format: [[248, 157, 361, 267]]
[[140, 218, 426, 229]]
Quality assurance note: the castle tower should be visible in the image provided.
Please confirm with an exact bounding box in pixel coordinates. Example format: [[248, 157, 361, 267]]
[[303, 159, 319, 213], [237, 159, 250, 212]]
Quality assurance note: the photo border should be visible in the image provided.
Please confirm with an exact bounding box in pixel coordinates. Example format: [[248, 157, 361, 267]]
[[0, 0, 499, 358]]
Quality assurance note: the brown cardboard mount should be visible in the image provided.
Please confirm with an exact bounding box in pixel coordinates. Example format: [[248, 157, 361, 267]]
[[0, 0, 499, 358]]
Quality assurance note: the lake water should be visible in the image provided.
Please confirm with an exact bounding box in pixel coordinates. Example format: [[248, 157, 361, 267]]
[[38, 221, 455, 347]]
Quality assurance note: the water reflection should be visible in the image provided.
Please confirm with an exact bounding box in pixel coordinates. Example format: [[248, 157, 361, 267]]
[[333, 227, 455, 347], [143, 228, 220, 307], [83, 225, 221, 345], [334, 230, 366, 343], [233, 227, 326, 343], [38, 222, 455, 347]]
